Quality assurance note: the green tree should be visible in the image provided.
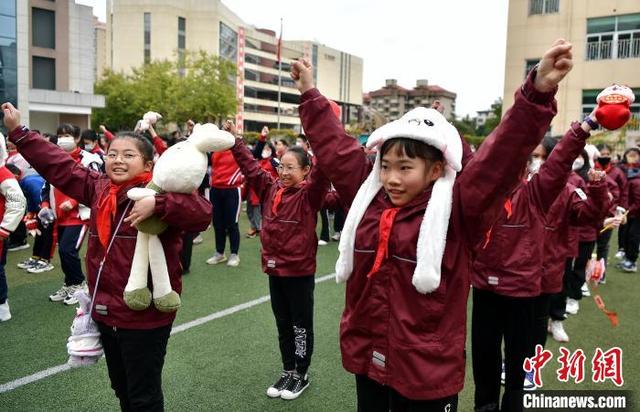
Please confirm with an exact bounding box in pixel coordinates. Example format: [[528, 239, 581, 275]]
[[476, 98, 503, 136], [169, 51, 237, 123], [93, 52, 236, 130], [452, 115, 476, 136]]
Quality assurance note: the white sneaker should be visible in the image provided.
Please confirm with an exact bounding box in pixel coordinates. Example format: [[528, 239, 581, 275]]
[[0, 301, 11, 321], [227, 254, 240, 267], [318, 240, 328, 246], [63, 282, 88, 306], [565, 298, 579, 315], [193, 234, 203, 245], [206, 253, 227, 265], [331, 232, 341, 241], [615, 250, 625, 260], [550, 320, 570, 342], [17, 257, 38, 269], [27, 260, 55, 273], [581, 283, 590, 297], [49, 285, 70, 302]]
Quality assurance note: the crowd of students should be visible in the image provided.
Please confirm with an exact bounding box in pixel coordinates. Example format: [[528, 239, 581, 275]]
[[0, 37, 636, 412]]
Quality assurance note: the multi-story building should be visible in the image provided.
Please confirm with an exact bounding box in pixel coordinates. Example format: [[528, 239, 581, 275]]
[[503, 0, 639, 142], [0, 2, 18, 117], [4, 0, 106, 133], [104, 0, 363, 133], [363, 79, 457, 122], [94, 17, 106, 80], [0, 0, 105, 133]]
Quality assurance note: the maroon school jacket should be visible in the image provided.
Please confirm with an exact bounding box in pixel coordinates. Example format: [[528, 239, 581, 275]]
[[472, 122, 589, 298], [298, 69, 557, 400], [542, 181, 609, 293], [231, 138, 329, 276], [605, 165, 626, 195], [9, 128, 211, 329], [623, 170, 640, 217]]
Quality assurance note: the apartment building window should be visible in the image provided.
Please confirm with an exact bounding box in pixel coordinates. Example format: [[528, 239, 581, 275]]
[[144, 12, 151, 63], [524, 58, 539, 78], [529, 0, 559, 15], [178, 17, 186, 72], [32, 56, 55, 90], [244, 68, 258, 81], [32, 8, 55, 49], [219, 22, 237, 61], [586, 14, 640, 61], [582, 88, 640, 130]]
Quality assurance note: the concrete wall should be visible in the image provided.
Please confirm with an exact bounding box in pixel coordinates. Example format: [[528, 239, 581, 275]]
[[503, 0, 640, 135]]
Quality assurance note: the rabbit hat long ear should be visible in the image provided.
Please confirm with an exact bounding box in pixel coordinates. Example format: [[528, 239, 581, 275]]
[[335, 107, 462, 294]]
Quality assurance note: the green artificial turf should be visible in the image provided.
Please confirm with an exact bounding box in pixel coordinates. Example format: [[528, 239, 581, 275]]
[[0, 216, 637, 411]]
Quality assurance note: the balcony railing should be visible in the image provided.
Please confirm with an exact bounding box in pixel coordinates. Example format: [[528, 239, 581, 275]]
[[617, 37, 640, 59], [586, 40, 612, 60], [586, 37, 640, 60]]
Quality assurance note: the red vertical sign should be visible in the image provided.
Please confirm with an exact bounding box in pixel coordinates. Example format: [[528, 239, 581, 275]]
[[236, 27, 245, 134]]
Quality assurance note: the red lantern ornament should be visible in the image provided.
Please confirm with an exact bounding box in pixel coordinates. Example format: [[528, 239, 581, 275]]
[[595, 84, 636, 130]]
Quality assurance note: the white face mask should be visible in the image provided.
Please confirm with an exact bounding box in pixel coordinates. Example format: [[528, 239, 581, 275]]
[[57, 136, 76, 152], [261, 149, 272, 159], [528, 158, 543, 175], [572, 157, 585, 171]]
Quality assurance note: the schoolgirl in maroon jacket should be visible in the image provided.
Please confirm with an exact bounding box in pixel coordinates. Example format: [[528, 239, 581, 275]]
[[294, 39, 573, 411], [593, 144, 626, 283], [2, 103, 211, 411], [616, 148, 640, 272], [471, 117, 598, 411], [224, 120, 329, 400], [539, 167, 610, 346], [562, 150, 605, 316]]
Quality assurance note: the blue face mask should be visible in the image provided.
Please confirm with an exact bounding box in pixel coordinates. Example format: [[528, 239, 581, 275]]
[[84, 144, 94, 151]]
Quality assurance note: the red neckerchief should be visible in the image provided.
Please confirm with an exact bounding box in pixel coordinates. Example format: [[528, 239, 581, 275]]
[[483, 197, 513, 249], [96, 172, 152, 248], [366, 207, 400, 279], [271, 187, 285, 215]]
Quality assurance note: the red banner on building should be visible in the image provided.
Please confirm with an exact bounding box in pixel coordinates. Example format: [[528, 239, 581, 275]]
[[236, 27, 245, 134]]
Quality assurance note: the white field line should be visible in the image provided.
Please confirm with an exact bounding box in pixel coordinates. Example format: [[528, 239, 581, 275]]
[[0, 273, 336, 394]]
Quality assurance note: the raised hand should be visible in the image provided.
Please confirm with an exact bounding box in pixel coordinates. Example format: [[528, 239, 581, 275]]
[[587, 168, 606, 182], [534, 39, 573, 93], [290, 58, 314, 94], [1, 102, 21, 132], [223, 120, 238, 137]]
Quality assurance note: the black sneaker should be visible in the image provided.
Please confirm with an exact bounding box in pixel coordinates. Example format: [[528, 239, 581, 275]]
[[281, 373, 309, 400], [266, 371, 294, 398]]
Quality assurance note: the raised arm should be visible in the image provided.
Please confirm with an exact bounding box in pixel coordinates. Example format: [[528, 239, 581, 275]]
[[3, 103, 99, 206], [529, 119, 595, 215], [223, 121, 275, 201], [295, 60, 371, 207], [251, 127, 269, 159], [304, 160, 331, 211], [568, 177, 609, 226], [457, 39, 573, 239]]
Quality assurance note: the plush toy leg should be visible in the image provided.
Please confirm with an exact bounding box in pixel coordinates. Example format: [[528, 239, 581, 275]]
[[123, 232, 153, 310], [148, 235, 181, 312]]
